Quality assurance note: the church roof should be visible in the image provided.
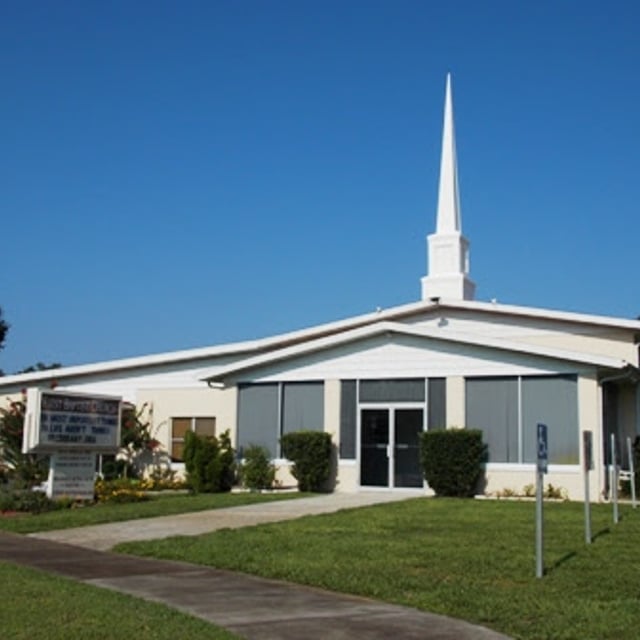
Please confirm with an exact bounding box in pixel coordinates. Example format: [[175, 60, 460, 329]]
[[200, 318, 632, 384], [0, 297, 638, 389]]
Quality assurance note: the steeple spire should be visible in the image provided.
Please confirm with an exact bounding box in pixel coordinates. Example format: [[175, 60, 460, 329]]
[[421, 73, 475, 301], [436, 73, 461, 233]]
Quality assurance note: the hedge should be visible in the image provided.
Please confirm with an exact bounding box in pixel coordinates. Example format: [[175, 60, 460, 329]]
[[280, 431, 332, 492], [419, 428, 486, 497]]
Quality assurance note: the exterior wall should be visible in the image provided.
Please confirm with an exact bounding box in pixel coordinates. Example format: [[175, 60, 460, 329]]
[[137, 386, 237, 458], [231, 334, 583, 384], [483, 466, 583, 498], [0, 355, 247, 403], [408, 310, 638, 364]]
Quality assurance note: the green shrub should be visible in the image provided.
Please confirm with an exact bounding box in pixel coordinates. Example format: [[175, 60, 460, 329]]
[[0, 488, 58, 513], [420, 428, 487, 497], [280, 431, 332, 492], [240, 445, 276, 491], [183, 430, 235, 493]]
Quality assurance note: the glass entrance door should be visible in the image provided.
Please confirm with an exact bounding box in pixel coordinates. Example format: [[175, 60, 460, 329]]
[[360, 409, 389, 486], [394, 409, 424, 488], [360, 407, 424, 488]]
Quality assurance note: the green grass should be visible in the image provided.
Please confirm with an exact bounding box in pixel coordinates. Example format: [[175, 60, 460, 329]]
[[0, 491, 310, 534], [117, 498, 640, 640], [0, 562, 239, 640]]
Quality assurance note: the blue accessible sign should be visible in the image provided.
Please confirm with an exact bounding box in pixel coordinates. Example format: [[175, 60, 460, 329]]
[[537, 423, 548, 474]]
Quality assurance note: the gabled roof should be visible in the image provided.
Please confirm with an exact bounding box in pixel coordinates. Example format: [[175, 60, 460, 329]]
[[1, 296, 638, 389], [201, 320, 630, 384]]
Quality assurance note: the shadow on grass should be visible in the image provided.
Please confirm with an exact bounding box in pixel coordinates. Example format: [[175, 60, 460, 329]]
[[592, 527, 610, 542], [546, 551, 578, 575]]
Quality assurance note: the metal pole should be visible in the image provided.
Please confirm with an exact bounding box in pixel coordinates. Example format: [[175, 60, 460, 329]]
[[583, 431, 592, 544], [584, 467, 591, 544], [536, 468, 544, 578], [627, 436, 637, 509], [611, 433, 619, 524]]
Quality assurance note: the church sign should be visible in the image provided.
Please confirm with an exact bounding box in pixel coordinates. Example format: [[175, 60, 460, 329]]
[[23, 388, 122, 454], [23, 389, 122, 500]]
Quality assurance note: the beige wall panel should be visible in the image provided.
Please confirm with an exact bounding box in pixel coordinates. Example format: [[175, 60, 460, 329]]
[[483, 468, 584, 501], [137, 386, 237, 454], [445, 376, 465, 428]]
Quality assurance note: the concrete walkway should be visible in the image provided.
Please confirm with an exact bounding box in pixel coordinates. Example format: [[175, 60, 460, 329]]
[[28, 490, 423, 551], [1, 491, 512, 640]]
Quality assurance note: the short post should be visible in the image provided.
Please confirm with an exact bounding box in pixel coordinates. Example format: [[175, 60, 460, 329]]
[[611, 434, 619, 524], [627, 437, 637, 509], [583, 431, 593, 544], [536, 423, 548, 578]]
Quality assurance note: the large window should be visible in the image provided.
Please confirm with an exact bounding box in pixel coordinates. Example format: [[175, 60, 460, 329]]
[[237, 382, 324, 458], [171, 416, 216, 461], [465, 375, 578, 464]]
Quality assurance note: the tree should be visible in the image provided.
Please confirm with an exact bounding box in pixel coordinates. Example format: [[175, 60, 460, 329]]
[[0, 307, 8, 352], [0, 307, 9, 376], [0, 395, 49, 488], [16, 362, 62, 374]]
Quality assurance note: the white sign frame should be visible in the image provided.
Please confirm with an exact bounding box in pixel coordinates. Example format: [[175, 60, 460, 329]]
[[23, 388, 122, 454]]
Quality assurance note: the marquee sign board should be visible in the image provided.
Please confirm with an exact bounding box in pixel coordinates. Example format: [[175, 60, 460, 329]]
[[23, 388, 122, 454]]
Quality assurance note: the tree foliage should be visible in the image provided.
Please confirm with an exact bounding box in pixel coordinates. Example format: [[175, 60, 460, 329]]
[[0, 396, 49, 488], [16, 362, 62, 374], [183, 430, 235, 493]]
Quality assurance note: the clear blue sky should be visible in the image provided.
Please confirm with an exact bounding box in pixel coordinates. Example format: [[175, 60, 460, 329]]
[[2, 1, 640, 374]]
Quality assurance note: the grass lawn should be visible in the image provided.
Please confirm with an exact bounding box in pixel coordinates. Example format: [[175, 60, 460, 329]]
[[0, 562, 239, 640], [117, 498, 640, 640], [0, 491, 310, 534]]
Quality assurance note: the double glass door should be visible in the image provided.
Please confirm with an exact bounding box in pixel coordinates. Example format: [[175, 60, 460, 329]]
[[360, 407, 424, 488]]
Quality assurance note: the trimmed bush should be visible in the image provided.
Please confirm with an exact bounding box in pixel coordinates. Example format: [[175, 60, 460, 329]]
[[420, 428, 487, 497], [183, 429, 235, 493], [240, 445, 277, 491], [281, 431, 332, 492]]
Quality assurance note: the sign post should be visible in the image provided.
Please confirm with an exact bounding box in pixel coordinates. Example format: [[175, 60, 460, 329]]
[[626, 437, 637, 509], [610, 434, 619, 525], [582, 431, 593, 544], [536, 423, 548, 579]]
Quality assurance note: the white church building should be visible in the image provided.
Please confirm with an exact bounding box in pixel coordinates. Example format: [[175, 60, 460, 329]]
[[2, 75, 638, 500]]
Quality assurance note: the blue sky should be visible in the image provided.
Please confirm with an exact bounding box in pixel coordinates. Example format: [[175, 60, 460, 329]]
[[2, 1, 640, 374]]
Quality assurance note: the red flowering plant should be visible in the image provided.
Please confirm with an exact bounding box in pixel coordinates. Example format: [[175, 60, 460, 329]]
[[0, 393, 48, 489], [117, 402, 159, 478], [120, 402, 159, 451]]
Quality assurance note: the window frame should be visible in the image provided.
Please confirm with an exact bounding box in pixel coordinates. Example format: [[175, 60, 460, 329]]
[[171, 416, 217, 462]]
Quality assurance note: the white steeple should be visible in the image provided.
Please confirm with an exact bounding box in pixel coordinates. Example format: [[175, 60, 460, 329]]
[[421, 73, 475, 301]]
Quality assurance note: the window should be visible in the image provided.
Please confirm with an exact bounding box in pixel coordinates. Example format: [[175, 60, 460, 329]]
[[465, 375, 578, 464], [340, 380, 357, 459], [237, 382, 324, 458], [171, 417, 216, 461], [427, 378, 447, 430], [359, 379, 425, 403]]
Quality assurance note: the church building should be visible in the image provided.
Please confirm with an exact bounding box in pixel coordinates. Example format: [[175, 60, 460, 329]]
[[2, 75, 638, 500]]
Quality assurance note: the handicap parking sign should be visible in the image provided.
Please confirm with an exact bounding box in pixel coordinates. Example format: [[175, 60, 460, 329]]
[[537, 423, 548, 474]]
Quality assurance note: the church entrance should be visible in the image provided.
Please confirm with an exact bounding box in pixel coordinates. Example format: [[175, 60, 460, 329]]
[[360, 407, 424, 488]]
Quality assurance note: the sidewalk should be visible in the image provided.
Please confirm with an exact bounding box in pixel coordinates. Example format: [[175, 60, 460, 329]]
[[28, 490, 423, 551], [1, 491, 513, 640]]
